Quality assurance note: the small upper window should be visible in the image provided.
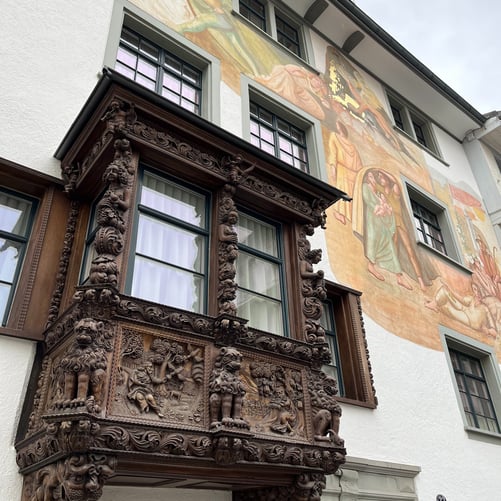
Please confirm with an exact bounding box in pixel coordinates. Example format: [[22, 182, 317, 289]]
[[116, 27, 202, 114], [388, 94, 439, 156], [0, 189, 37, 326], [238, 0, 305, 58], [250, 100, 309, 172], [406, 185, 459, 261], [275, 12, 301, 57], [411, 198, 447, 255], [321, 282, 377, 407], [442, 330, 501, 437], [239, 0, 267, 31]]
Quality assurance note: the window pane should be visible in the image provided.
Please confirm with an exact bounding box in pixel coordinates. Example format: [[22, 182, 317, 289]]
[[116, 46, 138, 70], [137, 58, 157, 80], [237, 213, 278, 256], [131, 256, 204, 312], [236, 251, 281, 299], [0, 239, 21, 282], [137, 215, 205, 273], [0, 194, 32, 234], [141, 173, 206, 228], [135, 74, 156, 90], [450, 348, 500, 433], [0, 283, 10, 321], [116, 28, 202, 116], [236, 289, 283, 336]]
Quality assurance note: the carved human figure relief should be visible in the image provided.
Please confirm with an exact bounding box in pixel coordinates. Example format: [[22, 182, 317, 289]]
[[111, 331, 205, 425]]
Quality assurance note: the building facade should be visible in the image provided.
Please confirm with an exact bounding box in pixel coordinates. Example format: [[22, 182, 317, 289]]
[[2, 1, 501, 500]]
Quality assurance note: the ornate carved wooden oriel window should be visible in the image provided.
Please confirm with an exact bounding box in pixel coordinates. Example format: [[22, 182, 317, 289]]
[[16, 69, 351, 501]]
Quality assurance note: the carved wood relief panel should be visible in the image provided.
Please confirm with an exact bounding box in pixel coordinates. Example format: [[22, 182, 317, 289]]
[[109, 325, 207, 427]]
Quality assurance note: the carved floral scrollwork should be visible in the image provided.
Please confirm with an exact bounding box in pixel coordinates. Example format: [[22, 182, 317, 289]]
[[297, 223, 328, 346], [233, 472, 327, 501], [46, 200, 80, 328], [217, 183, 239, 316], [130, 121, 221, 173]]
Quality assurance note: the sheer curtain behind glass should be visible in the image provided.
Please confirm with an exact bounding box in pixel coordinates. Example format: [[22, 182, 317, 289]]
[[0, 192, 33, 325], [236, 212, 284, 336], [131, 173, 207, 313]]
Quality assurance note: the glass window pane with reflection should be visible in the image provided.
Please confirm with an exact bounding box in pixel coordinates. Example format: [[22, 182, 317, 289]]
[[236, 212, 285, 336], [0, 190, 36, 325]]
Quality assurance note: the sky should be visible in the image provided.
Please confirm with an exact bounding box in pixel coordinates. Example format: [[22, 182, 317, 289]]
[[354, 0, 501, 114]]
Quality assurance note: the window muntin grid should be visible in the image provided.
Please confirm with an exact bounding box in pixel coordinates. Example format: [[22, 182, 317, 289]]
[[250, 101, 309, 172], [239, 0, 267, 31], [411, 199, 447, 255], [0, 190, 36, 326], [320, 298, 344, 396], [116, 28, 202, 115], [275, 13, 301, 56], [450, 349, 500, 433], [129, 171, 209, 313], [236, 211, 286, 337]]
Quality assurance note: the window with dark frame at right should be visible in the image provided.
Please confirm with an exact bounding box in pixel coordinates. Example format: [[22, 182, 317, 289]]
[[411, 198, 447, 255], [321, 281, 377, 407], [387, 93, 439, 156], [449, 347, 500, 433], [0, 189, 37, 326]]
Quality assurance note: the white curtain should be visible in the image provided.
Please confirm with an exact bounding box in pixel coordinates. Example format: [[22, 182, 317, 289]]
[[131, 173, 206, 312], [236, 213, 283, 336]]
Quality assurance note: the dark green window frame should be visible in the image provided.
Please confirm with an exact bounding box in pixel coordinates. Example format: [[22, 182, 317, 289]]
[[0, 188, 37, 326], [449, 348, 500, 433], [411, 198, 447, 255], [236, 209, 288, 337], [80, 196, 101, 285], [126, 168, 210, 314], [275, 12, 301, 57], [320, 297, 345, 396]]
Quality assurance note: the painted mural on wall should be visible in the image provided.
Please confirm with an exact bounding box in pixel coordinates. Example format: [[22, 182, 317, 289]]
[[130, 0, 501, 358]]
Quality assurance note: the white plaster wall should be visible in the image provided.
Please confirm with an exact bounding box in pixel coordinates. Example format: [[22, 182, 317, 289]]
[[0, 0, 115, 177], [101, 486, 231, 501], [432, 126, 483, 195], [0, 337, 37, 500], [219, 81, 242, 138], [339, 315, 501, 501]]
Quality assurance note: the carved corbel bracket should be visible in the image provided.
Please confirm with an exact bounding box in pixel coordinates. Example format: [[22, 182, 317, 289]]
[[213, 314, 248, 346], [234, 472, 327, 501], [21, 452, 116, 501]]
